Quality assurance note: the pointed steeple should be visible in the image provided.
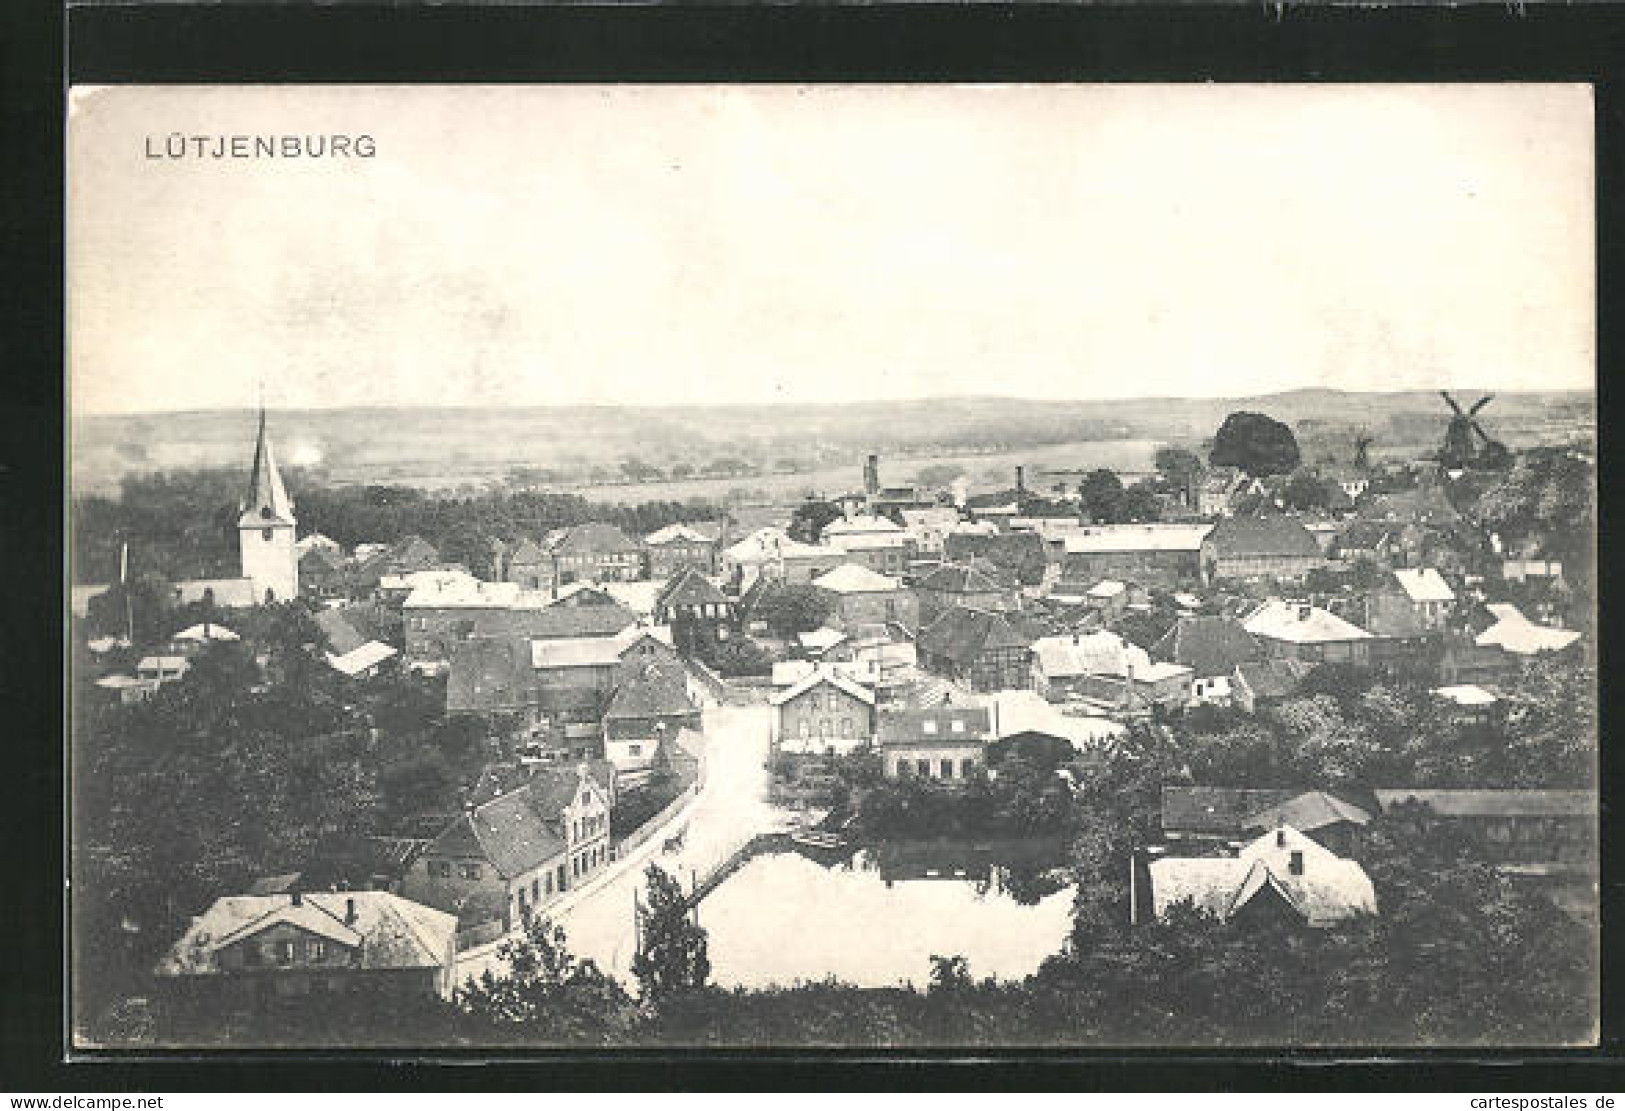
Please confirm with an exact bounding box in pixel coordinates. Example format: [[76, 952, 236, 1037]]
[[239, 405, 295, 528]]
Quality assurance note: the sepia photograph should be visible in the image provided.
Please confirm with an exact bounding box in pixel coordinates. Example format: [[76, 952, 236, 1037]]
[[66, 83, 1598, 1051]]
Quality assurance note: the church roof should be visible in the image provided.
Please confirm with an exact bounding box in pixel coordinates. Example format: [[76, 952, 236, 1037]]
[[238, 409, 295, 528]]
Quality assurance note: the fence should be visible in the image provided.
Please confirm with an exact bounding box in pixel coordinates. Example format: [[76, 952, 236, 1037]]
[[613, 756, 705, 860]]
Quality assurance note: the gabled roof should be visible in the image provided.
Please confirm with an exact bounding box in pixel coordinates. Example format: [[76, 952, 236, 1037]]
[[798, 627, 849, 653], [645, 523, 721, 546], [1203, 515, 1322, 559], [917, 605, 1042, 666], [315, 608, 371, 656], [1243, 600, 1371, 644], [1153, 616, 1262, 678], [770, 666, 876, 707], [1149, 825, 1377, 926], [327, 641, 398, 677], [1474, 603, 1582, 656], [813, 563, 904, 595], [402, 577, 517, 610], [171, 622, 240, 643], [1392, 568, 1455, 604], [549, 522, 639, 556], [920, 559, 1012, 594], [656, 566, 730, 610], [605, 658, 698, 720], [823, 514, 905, 538], [300, 545, 347, 573], [1243, 791, 1371, 834], [1033, 632, 1148, 680], [435, 787, 567, 879], [156, 891, 457, 977], [1233, 658, 1312, 702], [528, 623, 669, 670], [238, 410, 295, 528]]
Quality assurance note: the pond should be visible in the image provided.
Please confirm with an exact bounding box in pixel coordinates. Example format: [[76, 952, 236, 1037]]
[[696, 839, 1077, 990]]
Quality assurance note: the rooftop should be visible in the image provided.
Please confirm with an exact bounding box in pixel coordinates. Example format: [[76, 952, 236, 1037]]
[[813, 563, 905, 595], [1243, 600, 1371, 644], [1062, 524, 1211, 555]]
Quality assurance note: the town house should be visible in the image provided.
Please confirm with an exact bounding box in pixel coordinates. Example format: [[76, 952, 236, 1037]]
[[1148, 825, 1377, 928], [877, 705, 993, 780], [1031, 632, 1192, 710], [1060, 525, 1211, 589], [548, 522, 646, 585], [643, 523, 724, 579], [916, 605, 1044, 693], [401, 764, 615, 933], [813, 563, 921, 633], [771, 667, 877, 754], [155, 890, 460, 1010], [1243, 600, 1374, 667], [1198, 515, 1325, 586], [916, 558, 1020, 627]]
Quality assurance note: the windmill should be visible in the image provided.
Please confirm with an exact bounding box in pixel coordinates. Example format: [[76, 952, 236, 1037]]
[[1438, 392, 1512, 470]]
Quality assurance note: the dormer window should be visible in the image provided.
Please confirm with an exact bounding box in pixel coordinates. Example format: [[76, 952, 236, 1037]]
[[262, 529, 274, 541]]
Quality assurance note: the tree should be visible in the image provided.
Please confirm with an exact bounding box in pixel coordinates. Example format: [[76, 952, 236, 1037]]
[[789, 499, 843, 544], [1154, 446, 1204, 495], [1280, 468, 1332, 512], [1116, 481, 1163, 523], [455, 917, 634, 1038], [751, 583, 834, 638], [632, 864, 710, 1004], [1209, 412, 1302, 477], [1078, 469, 1124, 522]]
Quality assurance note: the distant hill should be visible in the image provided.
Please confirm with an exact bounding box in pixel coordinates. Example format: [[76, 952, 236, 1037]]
[[70, 388, 1594, 499]]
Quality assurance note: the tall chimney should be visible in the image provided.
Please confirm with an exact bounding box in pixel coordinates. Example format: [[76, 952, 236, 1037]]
[[865, 454, 880, 498], [1015, 466, 1026, 496]]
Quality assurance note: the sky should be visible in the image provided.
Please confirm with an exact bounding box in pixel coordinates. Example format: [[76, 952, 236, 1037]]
[[68, 84, 1595, 415]]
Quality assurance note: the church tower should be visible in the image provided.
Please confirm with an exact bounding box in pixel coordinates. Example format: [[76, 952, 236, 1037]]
[[238, 407, 299, 602]]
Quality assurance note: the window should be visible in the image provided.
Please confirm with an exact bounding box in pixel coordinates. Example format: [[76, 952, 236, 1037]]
[[917, 759, 931, 777], [308, 940, 328, 960], [819, 719, 832, 739], [840, 718, 852, 738], [799, 720, 810, 739], [545, 873, 553, 896], [261, 528, 274, 541], [950, 720, 965, 733], [629, 743, 642, 757], [941, 759, 955, 779], [276, 940, 296, 966], [532, 879, 540, 901], [428, 859, 451, 879], [459, 862, 482, 881], [923, 721, 938, 734]]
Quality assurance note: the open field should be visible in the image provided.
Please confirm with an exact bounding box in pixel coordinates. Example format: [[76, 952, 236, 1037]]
[[71, 389, 1594, 502]]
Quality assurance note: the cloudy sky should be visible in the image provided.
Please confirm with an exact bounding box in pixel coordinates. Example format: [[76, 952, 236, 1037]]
[[68, 84, 1594, 415]]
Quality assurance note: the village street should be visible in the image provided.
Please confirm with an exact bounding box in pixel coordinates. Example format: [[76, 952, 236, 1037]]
[[455, 703, 784, 987]]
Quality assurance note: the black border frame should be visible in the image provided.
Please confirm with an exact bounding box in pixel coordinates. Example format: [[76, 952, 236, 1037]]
[[9, 0, 1622, 1088]]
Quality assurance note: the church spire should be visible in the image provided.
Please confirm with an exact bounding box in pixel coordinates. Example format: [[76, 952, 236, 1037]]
[[239, 403, 295, 527]]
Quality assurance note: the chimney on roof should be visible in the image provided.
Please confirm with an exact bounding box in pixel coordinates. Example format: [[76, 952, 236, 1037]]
[[1288, 850, 1304, 877], [291, 889, 302, 906], [1276, 827, 1286, 847], [345, 897, 357, 925]]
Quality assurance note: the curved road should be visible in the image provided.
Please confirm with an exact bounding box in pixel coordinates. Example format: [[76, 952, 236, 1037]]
[[457, 703, 781, 987]]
